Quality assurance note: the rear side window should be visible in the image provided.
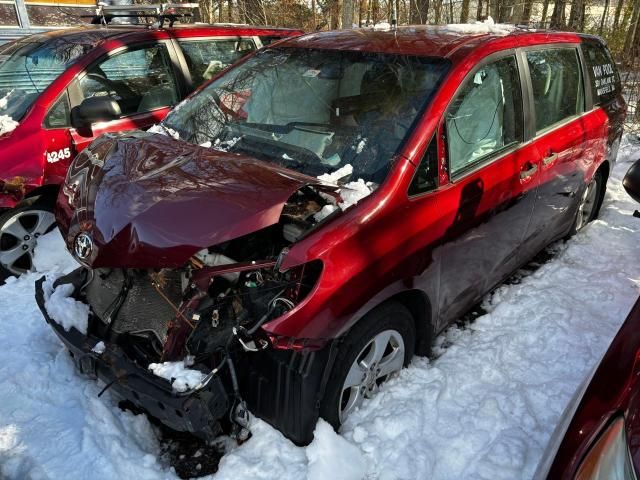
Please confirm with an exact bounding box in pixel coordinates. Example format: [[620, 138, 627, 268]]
[[446, 55, 524, 177], [527, 48, 584, 133], [178, 39, 256, 87], [582, 41, 620, 105]]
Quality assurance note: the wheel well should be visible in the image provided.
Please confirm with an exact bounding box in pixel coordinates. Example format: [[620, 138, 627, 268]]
[[594, 161, 610, 217], [383, 289, 433, 357], [21, 184, 60, 206]]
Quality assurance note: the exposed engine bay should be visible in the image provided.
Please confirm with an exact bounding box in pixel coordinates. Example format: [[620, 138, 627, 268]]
[[84, 185, 328, 368]]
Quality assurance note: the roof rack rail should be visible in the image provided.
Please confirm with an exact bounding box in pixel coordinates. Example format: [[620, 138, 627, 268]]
[[85, 2, 199, 27]]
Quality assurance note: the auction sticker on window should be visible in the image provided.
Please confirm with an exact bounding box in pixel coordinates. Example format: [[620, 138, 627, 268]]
[[592, 63, 616, 97]]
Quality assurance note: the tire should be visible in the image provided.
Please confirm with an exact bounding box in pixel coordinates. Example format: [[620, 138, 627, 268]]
[[0, 198, 56, 282], [320, 301, 416, 430], [569, 169, 605, 236]]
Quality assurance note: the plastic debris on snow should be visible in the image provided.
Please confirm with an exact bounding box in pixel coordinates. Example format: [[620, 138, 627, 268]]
[[147, 123, 180, 140], [148, 356, 207, 392], [315, 164, 374, 221], [444, 16, 517, 35]]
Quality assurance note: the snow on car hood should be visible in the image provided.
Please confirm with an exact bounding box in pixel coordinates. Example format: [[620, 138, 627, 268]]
[[56, 132, 338, 269]]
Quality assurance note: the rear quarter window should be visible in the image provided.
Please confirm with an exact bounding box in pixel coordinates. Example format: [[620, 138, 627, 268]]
[[582, 41, 621, 105]]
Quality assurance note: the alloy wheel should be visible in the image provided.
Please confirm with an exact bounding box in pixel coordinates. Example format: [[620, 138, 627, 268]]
[[0, 209, 56, 275], [338, 329, 405, 423], [575, 176, 599, 231]]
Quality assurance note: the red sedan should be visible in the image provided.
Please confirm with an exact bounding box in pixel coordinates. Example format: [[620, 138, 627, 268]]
[[0, 23, 302, 278]]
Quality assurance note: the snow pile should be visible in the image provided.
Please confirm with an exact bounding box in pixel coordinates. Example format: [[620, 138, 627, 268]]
[[306, 420, 366, 480], [42, 278, 90, 334], [444, 16, 516, 36], [32, 230, 89, 333], [32, 230, 78, 275], [147, 123, 180, 140], [148, 357, 206, 392], [0, 115, 18, 136], [315, 164, 374, 221]]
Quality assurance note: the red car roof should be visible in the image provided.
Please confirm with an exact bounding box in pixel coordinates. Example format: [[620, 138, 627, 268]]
[[24, 24, 302, 49], [279, 25, 583, 58]]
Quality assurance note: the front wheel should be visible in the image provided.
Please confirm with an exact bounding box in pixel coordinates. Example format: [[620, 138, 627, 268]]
[[320, 301, 415, 430], [0, 199, 56, 281]]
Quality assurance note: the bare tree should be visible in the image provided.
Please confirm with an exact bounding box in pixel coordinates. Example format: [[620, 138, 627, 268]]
[[549, 0, 566, 28], [342, 0, 354, 26], [460, 0, 470, 21]]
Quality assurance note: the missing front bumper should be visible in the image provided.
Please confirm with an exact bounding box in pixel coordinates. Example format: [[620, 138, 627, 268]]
[[34, 273, 230, 441], [35, 269, 335, 446]]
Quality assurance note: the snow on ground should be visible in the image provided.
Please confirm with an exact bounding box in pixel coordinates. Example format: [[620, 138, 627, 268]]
[[1, 138, 640, 479]]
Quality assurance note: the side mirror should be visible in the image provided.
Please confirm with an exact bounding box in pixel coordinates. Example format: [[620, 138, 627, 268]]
[[71, 96, 121, 131], [623, 159, 640, 203]]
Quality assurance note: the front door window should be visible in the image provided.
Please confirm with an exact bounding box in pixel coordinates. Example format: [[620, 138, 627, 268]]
[[78, 44, 179, 116]]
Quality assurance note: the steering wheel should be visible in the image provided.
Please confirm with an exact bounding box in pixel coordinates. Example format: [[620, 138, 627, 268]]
[[85, 73, 135, 101]]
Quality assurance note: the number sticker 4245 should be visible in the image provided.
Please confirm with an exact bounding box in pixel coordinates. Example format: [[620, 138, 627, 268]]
[[46, 148, 71, 163]]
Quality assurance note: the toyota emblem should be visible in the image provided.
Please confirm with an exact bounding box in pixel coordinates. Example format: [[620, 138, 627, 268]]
[[74, 232, 93, 260]]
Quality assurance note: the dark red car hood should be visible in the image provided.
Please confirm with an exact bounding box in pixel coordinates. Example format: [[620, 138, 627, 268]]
[[57, 132, 331, 268]]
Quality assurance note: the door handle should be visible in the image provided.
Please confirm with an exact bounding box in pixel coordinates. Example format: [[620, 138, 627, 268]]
[[520, 164, 538, 180], [542, 152, 558, 166]]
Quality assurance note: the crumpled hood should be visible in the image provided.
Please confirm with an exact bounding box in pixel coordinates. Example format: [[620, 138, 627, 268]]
[[57, 132, 333, 268]]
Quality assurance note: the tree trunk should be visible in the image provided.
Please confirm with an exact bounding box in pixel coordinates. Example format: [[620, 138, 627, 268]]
[[568, 0, 584, 30], [549, 0, 566, 29], [624, 0, 640, 63], [411, 0, 429, 22], [343, 0, 354, 27], [359, 0, 366, 25], [331, 0, 342, 28], [599, 0, 610, 33], [541, 0, 550, 26], [521, 0, 534, 23], [613, 0, 625, 28], [460, 0, 469, 21], [434, 0, 442, 23], [312, 0, 317, 28], [227, 0, 232, 22], [476, 0, 483, 20], [489, 0, 500, 20]]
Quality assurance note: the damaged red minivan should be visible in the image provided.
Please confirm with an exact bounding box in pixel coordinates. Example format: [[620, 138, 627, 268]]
[[36, 26, 625, 446]]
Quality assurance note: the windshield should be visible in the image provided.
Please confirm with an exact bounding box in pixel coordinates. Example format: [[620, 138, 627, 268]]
[[0, 36, 92, 122], [163, 47, 449, 183]]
